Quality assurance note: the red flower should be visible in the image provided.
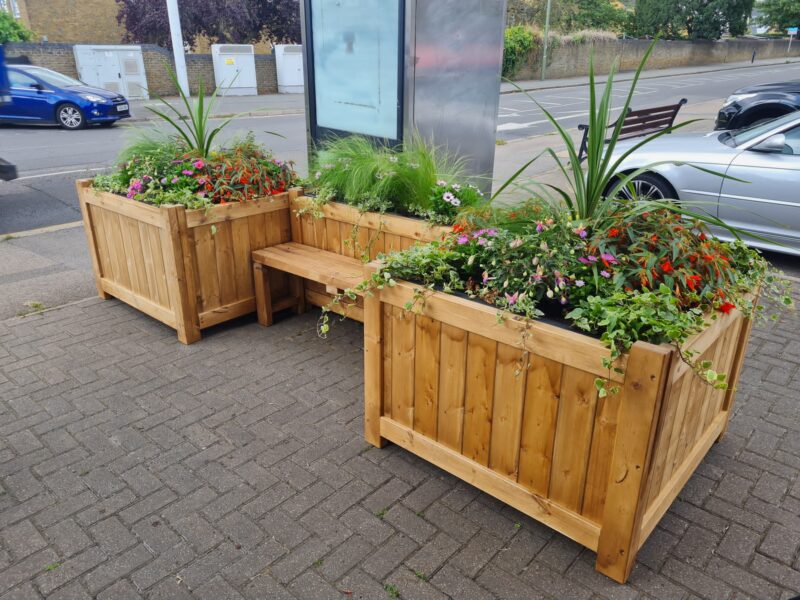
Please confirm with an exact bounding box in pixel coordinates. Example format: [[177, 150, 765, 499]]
[[608, 227, 621, 238], [452, 223, 464, 233], [698, 232, 707, 241], [686, 274, 702, 291], [650, 234, 658, 243], [703, 254, 714, 262], [662, 260, 674, 274], [718, 302, 736, 314]]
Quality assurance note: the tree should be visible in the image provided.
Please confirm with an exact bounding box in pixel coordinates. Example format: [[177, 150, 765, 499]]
[[0, 11, 34, 43], [634, 0, 754, 39], [759, 0, 800, 30], [506, 0, 629, 32], [115, 0, 300, 49]]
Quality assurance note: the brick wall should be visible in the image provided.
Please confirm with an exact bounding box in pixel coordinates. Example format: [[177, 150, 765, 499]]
[[15, 0, 125, 44], [3, 42, 279, 97]]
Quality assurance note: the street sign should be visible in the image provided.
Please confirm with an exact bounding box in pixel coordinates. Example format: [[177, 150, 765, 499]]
[[788, 27, 798, 35]]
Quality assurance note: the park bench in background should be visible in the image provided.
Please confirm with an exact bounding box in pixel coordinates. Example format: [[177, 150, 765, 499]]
[[577, 98, 687, 162]]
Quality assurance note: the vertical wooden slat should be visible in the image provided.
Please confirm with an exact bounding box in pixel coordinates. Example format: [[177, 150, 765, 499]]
[[231, 218, 253, 299], [707, 319, 742, 430], [384, 233, 403, 255], [339, 222, 355, 258], [313, 214, 327, 250], [112, 214, 135, 291], [147, 225, 170, 308], [365, 294, 386, 447], [161, 205, 201, 344], [383, 304, 394, 419], [518, 355, 562, 495], [462, 333, 497, 466], [356, 225, 371, 261], [489, 345, 528, 480], [300, 213, 316, 248], [248, 211, 268, 250], [582, 385, 623, 522], [138, 222, 159, 303], [127, 218, 150, 297], [549, 367, 599, 512], [437, 324, 468, 451], [76, 182, 111, 299], [643, 375, 682, 506], [718, 312, 755, 441], [413, 315, 441, 439], [656, 372, 694, 499], [288, 188, 303, 243], [102, 209, 126, 287], [391, 307, 416, 427], [369, 230, 385, 261], [596, 343, 672, 583], [92, 207, 115, 284], [214, 221, 237, 306], [193, 225, 221, 312], [326, 218, 342, 254]]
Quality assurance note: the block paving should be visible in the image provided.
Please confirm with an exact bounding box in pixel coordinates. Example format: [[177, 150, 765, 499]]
[[0, 297, 798, 599]]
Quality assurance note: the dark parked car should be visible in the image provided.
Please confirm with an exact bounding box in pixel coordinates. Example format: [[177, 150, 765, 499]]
[[715, 80, 800, 130], [0, 65, 130, 130]]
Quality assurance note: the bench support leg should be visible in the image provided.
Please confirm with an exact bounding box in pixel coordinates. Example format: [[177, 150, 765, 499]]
[[253, 263, 273, 327], [290, 275, 307, 315]]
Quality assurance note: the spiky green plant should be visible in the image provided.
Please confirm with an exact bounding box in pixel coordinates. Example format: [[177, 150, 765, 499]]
[[146, 68, 233, 159]]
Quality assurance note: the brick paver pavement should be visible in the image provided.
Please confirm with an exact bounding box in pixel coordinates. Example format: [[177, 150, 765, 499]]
[[0, 297, 798, 599]]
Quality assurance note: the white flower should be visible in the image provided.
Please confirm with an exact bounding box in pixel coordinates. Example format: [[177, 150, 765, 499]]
[[388, 156, 398, 163], [450, 197, 461, 207], [437, 180, 447, 186], [452, 183, 461, 191], [314, 171, 321, 179], [442, 192, 456, 203]]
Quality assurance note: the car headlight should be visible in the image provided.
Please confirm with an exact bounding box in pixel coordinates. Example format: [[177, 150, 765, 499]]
[[81, 94, 106, 103], [722, 93, 757, 108]]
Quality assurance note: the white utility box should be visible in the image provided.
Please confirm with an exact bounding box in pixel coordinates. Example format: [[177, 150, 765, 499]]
[[274, 44, 304, 94], [73, 45, 149, 99], [211, 44, 258, 96]]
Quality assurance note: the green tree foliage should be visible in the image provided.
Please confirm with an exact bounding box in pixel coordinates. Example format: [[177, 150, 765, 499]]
[[507, 0, 628, 33], [759, 0, 800, 30], [634, 0, 754, 39], [0, 12, 34, 43]]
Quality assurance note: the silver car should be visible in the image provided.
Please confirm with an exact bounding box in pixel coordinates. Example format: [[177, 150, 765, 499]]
[[610, 112, 800, 255]]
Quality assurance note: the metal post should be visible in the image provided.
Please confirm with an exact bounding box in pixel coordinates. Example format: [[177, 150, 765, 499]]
[[789, 33, 794, 56], [166, 0, 190, 96], [540, 0, 552, 81]]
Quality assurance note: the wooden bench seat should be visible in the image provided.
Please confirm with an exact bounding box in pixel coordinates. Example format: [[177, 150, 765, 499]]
[[252, 242, 368, 326]]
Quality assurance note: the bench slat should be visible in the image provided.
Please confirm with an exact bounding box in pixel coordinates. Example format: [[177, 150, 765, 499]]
[[253, 242, 368, 292]]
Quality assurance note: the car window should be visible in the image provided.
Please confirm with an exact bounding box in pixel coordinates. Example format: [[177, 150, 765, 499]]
[[8, 70, 37, 88], [23, 68, 83, 88], [733, 112, 800, 146], [783, 126, 800, 156]]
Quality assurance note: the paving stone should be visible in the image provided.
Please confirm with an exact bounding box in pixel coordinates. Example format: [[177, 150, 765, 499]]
[[1, 519, 46, 560], [96, 579, 143, 600], [83, 544, 152, 595], [89, 517, 136, 555], [362, 533, 418, 580]]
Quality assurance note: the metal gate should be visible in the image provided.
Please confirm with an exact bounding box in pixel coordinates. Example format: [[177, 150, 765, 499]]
[[73, 45, 149, 100]]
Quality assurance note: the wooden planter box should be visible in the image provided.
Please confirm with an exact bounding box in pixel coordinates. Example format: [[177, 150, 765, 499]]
[[287, 195, 450, 320], [77, 180, 298, 344], [363, 278, 754, 583]]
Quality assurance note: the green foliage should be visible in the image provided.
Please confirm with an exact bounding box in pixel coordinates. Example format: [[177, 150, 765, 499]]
[[634, 0, 754, 39], [312, 135, 480, 223], [759, 0, 800, 30], [507, 0, 628, 33], [503, 26, 535, 78], [147, 68, 233, 159], [0, 12, 34, 43]]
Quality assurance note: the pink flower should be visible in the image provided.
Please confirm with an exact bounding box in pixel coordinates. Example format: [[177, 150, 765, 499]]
[[482, 271, 494, 284], [573, 226, 587, 239], [182, 169, 193, 176], [457, 235, 469, 245], [600, 270, 611, 278], [601, 252, 618, 265], [505, 291, 519, 305], [535, 221, 545, 233], [193, 159, 205, 169], [171, 177, 180, 184]]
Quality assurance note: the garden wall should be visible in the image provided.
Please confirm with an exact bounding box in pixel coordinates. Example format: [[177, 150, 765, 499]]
[[513, 38, 800, 80], [4, 43, 278, 96]]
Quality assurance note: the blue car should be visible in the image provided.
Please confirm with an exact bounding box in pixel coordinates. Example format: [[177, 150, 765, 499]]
[[0, 65, 130, 130]]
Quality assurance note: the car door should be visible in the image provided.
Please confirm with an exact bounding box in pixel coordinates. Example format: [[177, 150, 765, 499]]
[[0, 70, 50, 121], [718, 125, 800, 250]]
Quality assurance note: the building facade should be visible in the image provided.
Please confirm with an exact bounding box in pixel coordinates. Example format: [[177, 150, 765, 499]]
[[3, 0, 125, 44]]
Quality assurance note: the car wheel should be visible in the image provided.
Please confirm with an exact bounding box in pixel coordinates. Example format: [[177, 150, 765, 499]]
[[56, 103, 85, 130], [614, 173, 675, 201]]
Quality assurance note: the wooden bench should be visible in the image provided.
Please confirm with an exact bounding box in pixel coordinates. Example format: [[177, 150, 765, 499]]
[[577, 98, 687, 162], [252, 242, 368, 326]]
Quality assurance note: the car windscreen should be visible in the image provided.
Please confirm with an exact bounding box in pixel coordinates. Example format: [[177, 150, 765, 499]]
[[732, 111, 800, 146], [24, 68, 84, 89]]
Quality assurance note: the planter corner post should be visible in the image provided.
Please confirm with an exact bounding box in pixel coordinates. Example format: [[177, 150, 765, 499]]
[[162, 204, 201, 345], [364, 291, 386, 448]]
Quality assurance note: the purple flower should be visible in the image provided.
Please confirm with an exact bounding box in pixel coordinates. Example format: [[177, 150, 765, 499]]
[[560, 296, 568, 305], [535, 221, 544, 233], [482, 271, 494, 284], [573, 226, 587, 238], [457, 235, 469, 245], [575, 280, 585, 287], [171, 159, 183, 164], [160, 177, 168, 185], [197, 177, 207, 185], [587, 255, 598, 263], [171, 177, 180, 184], [505, 291, 519, 306], [601, 252, 618, 264], [578, 257, 590, 264], [477, 238, 488, 246], [600, 270, 611, 278], [182, 169, 193, 176]]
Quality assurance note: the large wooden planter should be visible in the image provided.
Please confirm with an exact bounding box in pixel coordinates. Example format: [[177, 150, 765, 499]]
[[288, 195, 450, 320], [77, 180, 298, 344], [363, 278, 753, 583]]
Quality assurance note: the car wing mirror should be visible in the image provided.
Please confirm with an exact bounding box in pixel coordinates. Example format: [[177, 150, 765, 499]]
[[29, 83, 44, 91], [751, 133, 786, 153]]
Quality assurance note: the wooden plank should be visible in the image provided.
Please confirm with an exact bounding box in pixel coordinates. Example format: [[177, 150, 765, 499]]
[[718, 313, 755, 440], [364, 294, 386, 447], [462, 333, 498, 466], [356, 224, 372, 261], [99, 208, 123, 286], [289, 188, 303, 243], [390, 307, 416, 427], [657, 372, 694, 500], [193, 225, 221, 312], [312, 200, 450, 241], [383, 303, 394, 418], [92, 206, 115, 284], [100, 278, 177, 327], [378, 282, 625, 382], [75, 180, 111, 299], [199, 298, 257, 329], [643, 374, 684, 507], [117, 215, 141, 294], [214, 221, 237, 307], [127, 217, 151, 299], [185, 194, 289, 227], [162, 205, 201, 344], [707, 319, 743, 430], [313, 212, 327, 250], [489, 344, 528, 480], [518, 355, 563, 496], [138, 222, 160, 305], [582, 383, 623, 522], [253, 263, 272, 327], [437, 324, 468, 452], [82, 186, 163, 227], [369, 231, 386, 261], [231, 218, 253, 300], [340, 222, 357, 259], [381, 417, 601, 551], [252, 243, 367, 291], [248, 210, 268, 251], [413, 315, 441, 439], [303, 289, 364, 323], [549, 367, 599, 512], [384, 233, 404, 255], [639, 412, 726, 547], [147, 225, 170, 308], [595, 343, 672, 584], [325, 218, 343, 254]]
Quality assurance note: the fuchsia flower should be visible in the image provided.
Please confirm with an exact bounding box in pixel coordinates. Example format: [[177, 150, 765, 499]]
[[535, 221, 545, 233], [182, 169, 194, 176], [505, 291, 519, 305], [457, 235, 469, 245], [482, 271, 494, 284], [600, 252, 618, 265]]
